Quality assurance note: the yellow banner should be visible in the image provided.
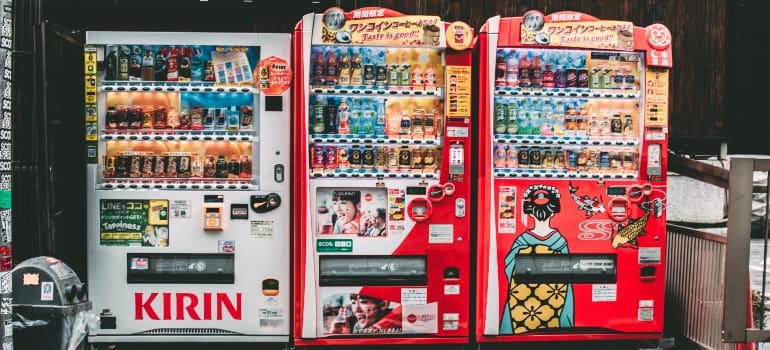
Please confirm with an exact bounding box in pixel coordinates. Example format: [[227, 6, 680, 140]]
[[322, 15, 443, 47], [522, 20, 635, 51], [446, 66, 471, 117], [644, 67, 669, 127]]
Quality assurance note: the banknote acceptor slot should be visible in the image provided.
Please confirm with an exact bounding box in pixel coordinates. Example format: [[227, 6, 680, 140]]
[[513, 254, 617, 284], [127, 253, 235, 284], [319, 255, 427, 286]]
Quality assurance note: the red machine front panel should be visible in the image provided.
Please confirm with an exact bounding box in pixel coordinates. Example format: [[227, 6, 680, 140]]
[[293, 7, 474, 346], [476, 12, 672, 343]]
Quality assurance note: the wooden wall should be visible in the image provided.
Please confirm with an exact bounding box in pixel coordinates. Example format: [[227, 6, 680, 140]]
[[41, 0, 744, 151]]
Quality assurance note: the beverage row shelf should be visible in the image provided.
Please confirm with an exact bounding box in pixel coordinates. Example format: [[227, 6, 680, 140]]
[[101, 130, 257, 142], [494, 169, 637, 179], [494, 136, 637, 146], [311, 170, 437, 179], [99, 178, 255, 190], [495, 87, 638, 99], [99, 81, 257, 94], [312, 86, 444, 97], [311, 136, 440, 146]]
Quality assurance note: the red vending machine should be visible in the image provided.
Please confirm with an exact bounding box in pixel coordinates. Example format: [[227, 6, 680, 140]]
[[476, 12, 672, 343], [293, 6, 474, 346]]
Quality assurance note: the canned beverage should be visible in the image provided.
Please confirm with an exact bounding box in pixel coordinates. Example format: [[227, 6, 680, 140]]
[[542, 148, 554, 169], [588, 150, 600, 170], [154, 154, 167, 178], [517, 147, 530, 168], [116, 105, 129, 129], [141, 154, 155, 177], [129, 153, 143, 178], [494, 144, 507, 168], [337, 146, 350, 170], [529, 147, 541, 168], [240, 106, 253, 130], [576, 149, 588, 169], [349, 146, 362, 169], [105, 107, 117, 129], [622, 151, 635, 170], [362, 146, 375, 168], [166, 153, 179, 178], [204, 108, 216, 129], [190, 106, 204, 130], [610, 152, 622, 171], [386, 146, 399, 169], [128, 106, 142, 129], [567, 149, 578, 168], [325, 145, 337, 170], [215, 107, 227, 129], [506, 146, 518, 169], [178, 154, 191, 178], [203, 154, 216, 178], [398, 146, 412, 169], [599, 151, 611, 170], [423, 147, 436, 171], [115, 153, 130, 178], [141, 106, 154, 129], [411, 108, 424, 138], [554, 149, 565, 169], [312, 145, 325, 171], [153, 106, 167, 129], [375, 146, 387, 170], [411, 147, 423, 169], [103, 155, 116, 178]]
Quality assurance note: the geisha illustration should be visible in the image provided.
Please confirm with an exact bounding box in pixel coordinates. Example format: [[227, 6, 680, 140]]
[[500, 184, 574, 334]]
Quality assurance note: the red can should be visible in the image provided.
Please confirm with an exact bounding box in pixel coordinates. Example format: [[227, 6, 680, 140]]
[[325, 145, 337, 170], [311, 145, 325, 171]]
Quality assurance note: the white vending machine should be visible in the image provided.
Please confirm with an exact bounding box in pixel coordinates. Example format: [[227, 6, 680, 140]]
[[84, 31, 291, 344]]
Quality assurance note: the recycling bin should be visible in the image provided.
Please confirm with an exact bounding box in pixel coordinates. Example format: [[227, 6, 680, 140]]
[[12, 256, 91, 350]]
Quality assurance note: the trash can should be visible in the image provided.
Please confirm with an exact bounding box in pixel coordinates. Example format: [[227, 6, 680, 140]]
[[11, 256, 92, 350]]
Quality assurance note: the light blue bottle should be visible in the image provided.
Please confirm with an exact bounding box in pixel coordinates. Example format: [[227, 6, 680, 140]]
[[361, 98, 376, 136], [374, 98, 386, 136], [529, 99, 542, 135], [517, 98, 530, 135], [349, 98, 361, 136]]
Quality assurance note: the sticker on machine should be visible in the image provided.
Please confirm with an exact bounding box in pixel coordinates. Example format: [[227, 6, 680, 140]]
[[428, 224, 453, 243], [402, 303, 438, 334], [250, 220, 274, 239], [170, 200, 191, 218], [638, 307, 654, 321], [40, 282, 54, 301], [0, 272, 11, 293], [401, 288, 427, 305], [320, 288, 403, 335], [638, 247, 661, 264], [259, 308, 284, 328], [592, 284, 617, 302], [497, 186, 517, 233]]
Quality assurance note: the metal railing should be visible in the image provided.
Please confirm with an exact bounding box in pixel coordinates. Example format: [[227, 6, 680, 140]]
[[666, 154, 770, 349]]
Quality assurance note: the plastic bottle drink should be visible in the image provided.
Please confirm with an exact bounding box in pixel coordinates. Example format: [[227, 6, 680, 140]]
[[191, 47, 204, 81], [495, 51, 507, 87], [141, 46, 155, 81], [411, 64, 423, 89], [399, 64, 411, 87], [494, 144, 507, 168], [166, 46, 179, 81], [129, 45, 142, 80], [326, 50, 338, 86], [542, 64, 555, 88], [423, 64, 436, 90], [312, 50, 325, 85], [506, 101, 519, 134], [337, 99, 350, 135], [529, 54, 542, 88], [311, 96, 325, 134], [360, 98, 375, 135], [374, 99, 386, 136], [227, 106, 240, 131], [338, 54, 351, 85], [494, 100, 507, 134], [505, 51, 519, 87], [154, 47, 167, 81], [240, 155, 252, 178], [349, 98, 362, 135], [179, 46, 191, 80], [423, 109, 436, 137], [227, 157, 241, 178], [518, 54, 530, 87], [555, 65, 567, 89], [105, 45, 118, 81], [323, 98, 338, 134], [350, 53, 363, 86], [118, 45, 130, 81], [388, 64, 400, 87]]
